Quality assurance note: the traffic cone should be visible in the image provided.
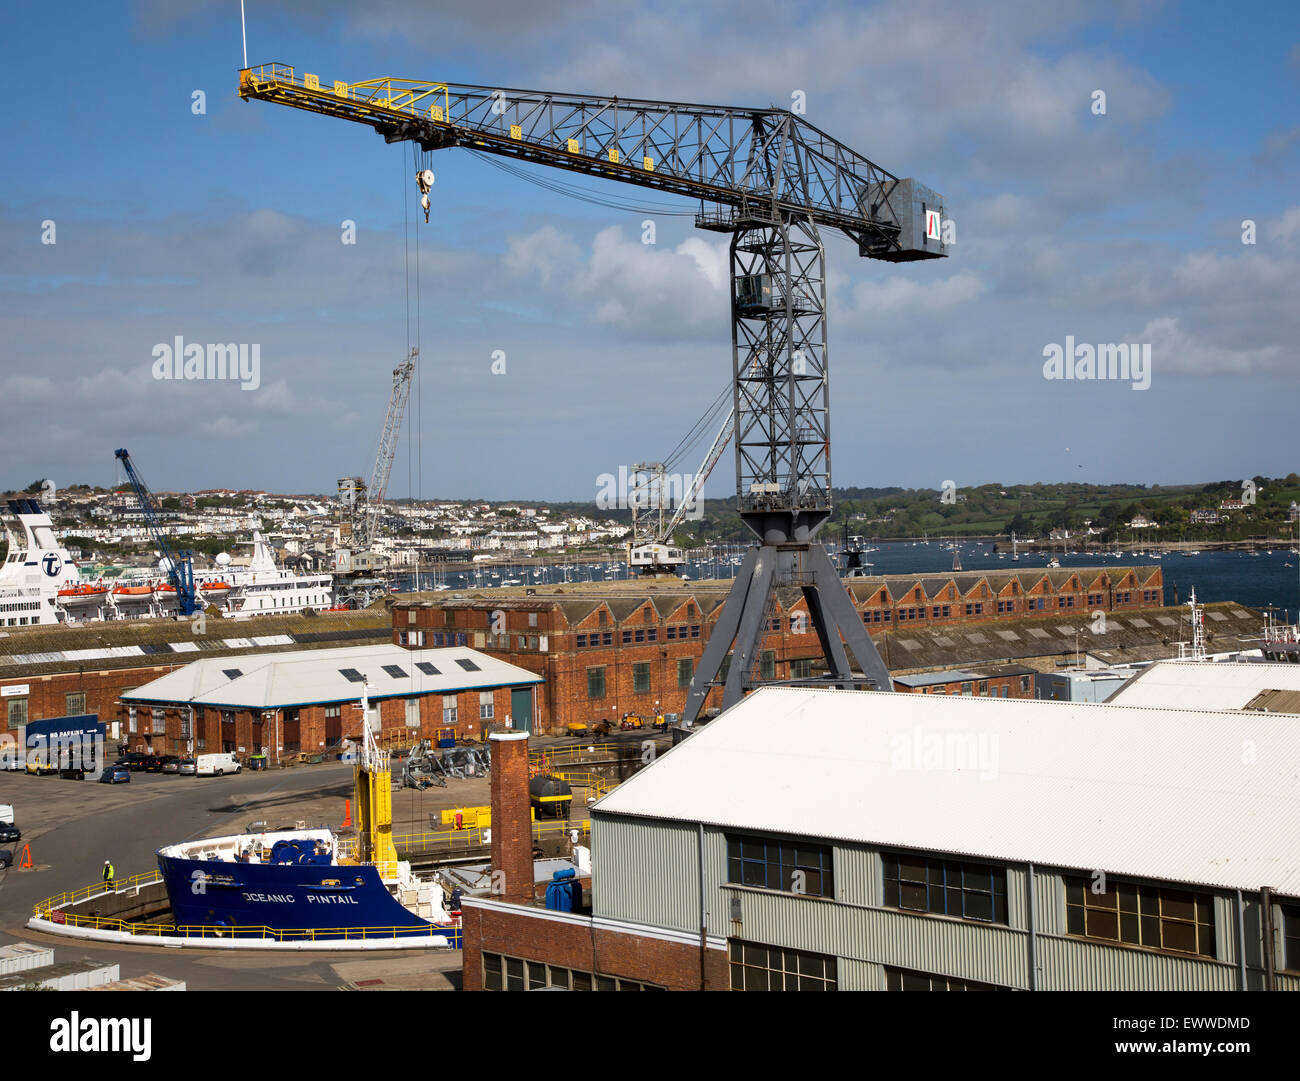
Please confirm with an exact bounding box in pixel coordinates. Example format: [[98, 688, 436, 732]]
[[341, 799, 352, 828], [18, 844, 33, 869]]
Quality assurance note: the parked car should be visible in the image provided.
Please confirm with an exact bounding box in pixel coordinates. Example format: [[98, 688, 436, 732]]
[[98, 766, 131, 785], [0, 823, 21, 844], [176, 759, 197, 776], [25, 758, 56, 776], [0, 849, 12, 869], [59, 766, 87, 781], [114, 754, 150, 772], [158, 756, 181, 774]]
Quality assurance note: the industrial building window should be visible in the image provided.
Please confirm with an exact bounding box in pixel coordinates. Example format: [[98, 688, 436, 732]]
[[587, 667, 606, 699], [1020, 676, 1031, 693], [416, 662, 440, 676], [760, 651, 776, 680], [633, 662, 651, 694], [444, 611, 455, 625], [151, 708, 166, 735], [666, 626, 677, 640], [728, 941, 837, 991], [689, 625, 701, 639], [443, 695, 458, 725], [644, 608, 654, 623], [726, 835, 833, 897], [528, 613, 538, 627], [481, 953, 662, 992], [622, 630, 633, 644], [382, 665, 409, 679], [677, 658, 694, 689], [180, 711, 192, 739], [1283, 905, 1300, 972], [222, 669, 243, 680], [479, 691, 494, 720], [977, 680, 988, 695], [598, 610, 608, 626], [882, 852, 1008, 924], [883, 966, 1006, 991], [66, 692, 86, 715], [408, 611, 417, 625], [456, 658, 481, 672], [7, 697, 27, 729], [790, 659, 812, 680], [339, 668, 366, 683], [325, 705, 341, 718], [1064, 877, 1215, 957], [221, 710, 234, 726]]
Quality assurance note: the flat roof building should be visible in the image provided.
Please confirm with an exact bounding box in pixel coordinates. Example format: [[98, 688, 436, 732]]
[[463, 686, 1300, 991]]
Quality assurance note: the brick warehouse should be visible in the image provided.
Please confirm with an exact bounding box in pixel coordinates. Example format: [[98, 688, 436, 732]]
[[393, 565, 1165, 734], [0, 611, 392, 758], [118, 644, 541, 760]]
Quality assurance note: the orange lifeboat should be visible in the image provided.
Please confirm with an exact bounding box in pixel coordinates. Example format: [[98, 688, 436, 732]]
[[58, 584, 108, 600], [111, 584, 153, 598], [200, 580, 232, 597]]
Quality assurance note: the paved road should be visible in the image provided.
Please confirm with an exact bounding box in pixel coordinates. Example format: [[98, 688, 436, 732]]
[[0, 764, 458, 990]]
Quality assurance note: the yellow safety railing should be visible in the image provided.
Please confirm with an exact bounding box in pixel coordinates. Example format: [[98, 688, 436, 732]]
[[239, 63, 451, 126], [530, 745, 624, 768], [33, 870, 164, 915], [30, 909, 455, 943], [551, 770, 615, 800], [338, 818, 589, 860]]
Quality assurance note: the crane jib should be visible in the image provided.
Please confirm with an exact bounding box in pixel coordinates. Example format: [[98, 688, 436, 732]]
[[237, 63, 946, 260]]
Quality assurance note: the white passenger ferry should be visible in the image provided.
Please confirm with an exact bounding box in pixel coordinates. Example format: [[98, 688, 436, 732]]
[[0, 499, 333, 626]]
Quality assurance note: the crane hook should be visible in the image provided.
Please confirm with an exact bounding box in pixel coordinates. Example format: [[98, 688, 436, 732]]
[[416, 169, 435, 223]]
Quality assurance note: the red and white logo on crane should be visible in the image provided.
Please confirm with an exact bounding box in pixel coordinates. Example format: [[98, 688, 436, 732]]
[[925, 209, 942, 241]]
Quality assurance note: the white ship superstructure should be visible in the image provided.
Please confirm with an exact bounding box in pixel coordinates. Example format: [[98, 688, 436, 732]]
[[0, 499, 80, 626], [0, 500, 333, 625]]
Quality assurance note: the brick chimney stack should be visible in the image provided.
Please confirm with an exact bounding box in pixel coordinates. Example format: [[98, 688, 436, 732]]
[[489, 731, 534, 904]]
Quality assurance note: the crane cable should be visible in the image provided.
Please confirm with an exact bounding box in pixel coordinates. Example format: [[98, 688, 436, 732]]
[[466, 149, 697, 217]]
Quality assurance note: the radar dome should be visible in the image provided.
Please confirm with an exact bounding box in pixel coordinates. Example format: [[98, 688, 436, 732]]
[[215, 552, 232, 567], [158, 557, 175, 573]]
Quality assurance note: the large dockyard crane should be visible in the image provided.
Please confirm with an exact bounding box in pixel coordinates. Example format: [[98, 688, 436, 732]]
[[113, 448, 201, 616], [336, 348, 418, 579], [239, 63, 948, 722]]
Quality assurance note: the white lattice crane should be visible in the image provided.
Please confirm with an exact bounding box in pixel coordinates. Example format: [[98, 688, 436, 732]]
[[336, 348, 418, 575]]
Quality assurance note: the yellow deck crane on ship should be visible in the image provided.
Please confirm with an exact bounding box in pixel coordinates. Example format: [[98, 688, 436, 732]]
[[238, 62, 949, 726]]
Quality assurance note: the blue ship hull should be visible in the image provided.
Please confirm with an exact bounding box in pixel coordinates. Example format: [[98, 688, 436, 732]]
[[158, 852, 451, 941]]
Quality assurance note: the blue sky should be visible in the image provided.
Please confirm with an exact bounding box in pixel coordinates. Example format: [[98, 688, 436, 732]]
[[2, 0, 1298, 501]]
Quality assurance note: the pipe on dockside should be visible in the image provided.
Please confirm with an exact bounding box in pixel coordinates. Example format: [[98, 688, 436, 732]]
[[698, 821, 707, 991], [1235, 890, 1248, 990], [1026, 862, 1038, 991]]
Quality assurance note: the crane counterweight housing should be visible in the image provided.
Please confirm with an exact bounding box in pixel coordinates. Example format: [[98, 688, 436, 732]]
[[859, 179, 949, 261]]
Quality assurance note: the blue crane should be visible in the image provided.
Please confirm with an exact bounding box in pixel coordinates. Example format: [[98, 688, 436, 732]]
[[113, 448, 201, 616]]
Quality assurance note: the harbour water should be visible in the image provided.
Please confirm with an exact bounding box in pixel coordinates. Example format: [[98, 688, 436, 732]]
[[398, 543, 1300, 617]]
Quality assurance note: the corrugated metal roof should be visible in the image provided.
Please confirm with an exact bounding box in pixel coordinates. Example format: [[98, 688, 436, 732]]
[[121, 643, 541, 709], [595, 686, 1300, 896], [1109, 660, 1300, 712]]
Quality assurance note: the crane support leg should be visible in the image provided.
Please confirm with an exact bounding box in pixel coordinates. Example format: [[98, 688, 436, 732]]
[[680, 212, 891, 725]]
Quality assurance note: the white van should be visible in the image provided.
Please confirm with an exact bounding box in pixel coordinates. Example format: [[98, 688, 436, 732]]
[[0, 804, 13, 825], [195, 753, 241, 777]]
